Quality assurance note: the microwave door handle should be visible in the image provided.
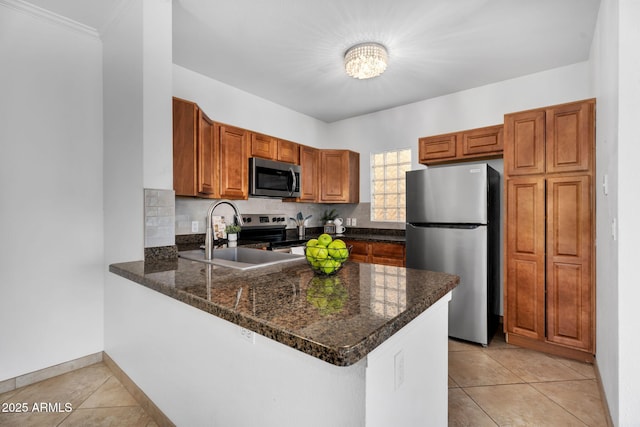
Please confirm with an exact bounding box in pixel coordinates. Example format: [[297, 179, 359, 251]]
[[288, 167, 296, 196]]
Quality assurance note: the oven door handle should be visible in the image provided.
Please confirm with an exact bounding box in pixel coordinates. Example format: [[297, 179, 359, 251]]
[[288, 167, 296, 197]]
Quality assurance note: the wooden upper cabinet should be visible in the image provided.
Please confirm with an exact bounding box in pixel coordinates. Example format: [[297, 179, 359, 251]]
[[504, 110, 546, 176], [173, 97, 217, 198], [249, 133, 300, 164], [198, 110, 217, 197], [173, 97, 198, 196], [461, 125, 503, 156], [545, 100, 594, 174], [319, 150, 359, 203], [419, 133, 457, 163], [298, 145, 319, 202], [504, 99, 595, 176], [419, 124, 503, 165], [174, 97, 308, 200], [250, 132, 277, 160], [505, 177, 546, 341], [546, 175, 593, 351], [277, 139, 299, 164], [216, 123, 249, 200]]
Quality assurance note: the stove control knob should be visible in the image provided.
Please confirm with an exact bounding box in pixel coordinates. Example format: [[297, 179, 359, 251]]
[[244, 217, 251, 223]]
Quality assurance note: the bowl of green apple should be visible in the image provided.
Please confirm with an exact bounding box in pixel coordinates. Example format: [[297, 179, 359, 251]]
[[304, 234, 351, 276]]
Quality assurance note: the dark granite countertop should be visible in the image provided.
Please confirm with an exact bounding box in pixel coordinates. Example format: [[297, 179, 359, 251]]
[[335, 234, 405, 244], [176, 228, 405, 252], [109, 256, 457, 367]]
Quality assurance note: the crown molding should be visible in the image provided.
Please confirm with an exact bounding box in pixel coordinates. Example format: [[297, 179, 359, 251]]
[[0, 0, 100, 38]]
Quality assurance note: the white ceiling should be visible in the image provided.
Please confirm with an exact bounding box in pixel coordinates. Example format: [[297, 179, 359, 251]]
[[27, 0, 601, 123]]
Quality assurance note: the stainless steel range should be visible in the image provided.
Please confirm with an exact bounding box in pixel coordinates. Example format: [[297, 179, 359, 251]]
[[239, 214, 307, 252]]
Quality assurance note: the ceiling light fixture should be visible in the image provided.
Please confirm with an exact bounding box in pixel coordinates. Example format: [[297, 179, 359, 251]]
[[344, 42, 388, 80]]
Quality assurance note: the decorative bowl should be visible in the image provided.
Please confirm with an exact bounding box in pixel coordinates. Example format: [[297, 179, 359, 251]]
[[304, 244, 351, 276]]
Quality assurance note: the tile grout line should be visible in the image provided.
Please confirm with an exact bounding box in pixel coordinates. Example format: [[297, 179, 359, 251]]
[[455, 342, 598, 425], [102, 352, 175, 427], [459, 386, 500, 426]]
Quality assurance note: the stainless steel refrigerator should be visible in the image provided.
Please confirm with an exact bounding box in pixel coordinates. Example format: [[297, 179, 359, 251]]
[[406, 163, 500, 346]]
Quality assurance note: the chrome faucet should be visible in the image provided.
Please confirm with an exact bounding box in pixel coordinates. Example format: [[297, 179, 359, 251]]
[[205, 200, 244, 260]]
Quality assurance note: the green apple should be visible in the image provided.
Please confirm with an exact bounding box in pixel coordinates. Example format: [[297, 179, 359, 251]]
[[306, 238, 319, 247], [320, 258, 339, 274], [315, 247, 329, 260], [306, 246, 320, 259], [317, 233, 333, 247], [328, 239, 348, 261]]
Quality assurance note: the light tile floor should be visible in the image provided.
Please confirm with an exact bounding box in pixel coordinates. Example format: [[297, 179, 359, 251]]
[[0, 332, 608, 427], [449, 331, 609, 426], [0, 362, 156, 427]]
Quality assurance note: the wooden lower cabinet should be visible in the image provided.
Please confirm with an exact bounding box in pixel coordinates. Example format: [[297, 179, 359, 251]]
[[505, 175, 594, 362], [505, 177, 546, 341], [343, 240, 405, 267], [346, 240, 370, 263], [545, 175, 593, 351]]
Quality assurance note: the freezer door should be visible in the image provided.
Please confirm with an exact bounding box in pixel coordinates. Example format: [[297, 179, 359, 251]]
[[406, 164, 488, 224], [406, 223, 489, 345]]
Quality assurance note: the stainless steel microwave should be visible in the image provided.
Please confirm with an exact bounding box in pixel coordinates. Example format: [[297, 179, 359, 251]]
[[249, 157, 301, 198]]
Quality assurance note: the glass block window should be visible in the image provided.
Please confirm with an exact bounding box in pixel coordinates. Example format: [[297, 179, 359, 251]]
[[371, 148, 411, 222], [370, 265, 407, 318]]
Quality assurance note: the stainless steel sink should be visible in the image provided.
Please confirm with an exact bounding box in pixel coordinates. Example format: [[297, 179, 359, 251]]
[[179, 248, 305, 270]]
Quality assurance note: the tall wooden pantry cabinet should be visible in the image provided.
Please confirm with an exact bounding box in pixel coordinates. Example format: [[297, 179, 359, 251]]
[[503, 99, 595, 362]]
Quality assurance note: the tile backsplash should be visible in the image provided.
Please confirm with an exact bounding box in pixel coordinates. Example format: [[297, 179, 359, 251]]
[[175, 197, 404, 235], [144, 188, 175, 247]]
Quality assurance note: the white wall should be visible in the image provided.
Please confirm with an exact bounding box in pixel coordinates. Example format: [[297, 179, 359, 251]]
[[590, 0, 640, 424], [173, 62, 591, 234], [143, 0, 173, 190], [106, 274, 368, 426], [103, 0, 175, 374], [173, 65, 328, 149], [102, 0, 145, 265], [102, 0, 173, 263], [616, 0, 640, 424], [172, 65, 339, 232], [327, 62, 592, 202], [0, 4, 104, 380], [589, 0, 620, 423]]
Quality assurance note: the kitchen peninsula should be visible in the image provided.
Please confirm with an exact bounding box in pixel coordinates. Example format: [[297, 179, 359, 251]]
[[109, 256, 458, 426]]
